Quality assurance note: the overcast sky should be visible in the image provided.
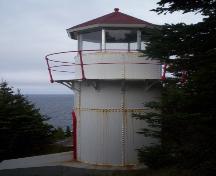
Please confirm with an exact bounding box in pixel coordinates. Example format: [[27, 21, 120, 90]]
[[0, 0, 203, 94]]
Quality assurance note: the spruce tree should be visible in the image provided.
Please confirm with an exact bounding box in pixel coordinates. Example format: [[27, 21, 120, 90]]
[[65, 126, 71, 137], [135, 1, 216, 175], [0, 82, 55, 161]]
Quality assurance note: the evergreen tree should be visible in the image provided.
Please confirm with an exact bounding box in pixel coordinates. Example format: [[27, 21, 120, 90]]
[[0, 82, 55, 161], [52, 127, 66, 140], [135, 1, 216, 175], [65, 126, 71, 137]]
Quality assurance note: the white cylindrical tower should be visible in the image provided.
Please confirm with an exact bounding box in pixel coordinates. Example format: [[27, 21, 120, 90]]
[[46, 8, 161, 166]]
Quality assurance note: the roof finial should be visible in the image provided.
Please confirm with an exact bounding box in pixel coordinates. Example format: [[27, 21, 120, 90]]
[[114, 8, 119, 12]]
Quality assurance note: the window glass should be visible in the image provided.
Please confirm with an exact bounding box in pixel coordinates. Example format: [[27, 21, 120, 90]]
[[105, 29, 137, 50], [82, 30, 101, 43], [81, 30, 101, 50], [106, 29, 137, 43], [79, 29, 146, 51]]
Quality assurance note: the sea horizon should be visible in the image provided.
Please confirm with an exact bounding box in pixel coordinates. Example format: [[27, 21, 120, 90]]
[[25, 94, 74, 130]]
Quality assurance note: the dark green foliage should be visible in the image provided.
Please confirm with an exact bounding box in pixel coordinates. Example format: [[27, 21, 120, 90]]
[[153, 0, 216, 16], [65, 126, 72, 137], [0, 82, 55, 161], [52, 126, 72, 140], [135, 0, 216, 175], [138, 145, 176, 169], [52, 127, 66, 140]]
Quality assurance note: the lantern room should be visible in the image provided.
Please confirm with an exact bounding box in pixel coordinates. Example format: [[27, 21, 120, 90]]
[[67, 8, 153, 51]]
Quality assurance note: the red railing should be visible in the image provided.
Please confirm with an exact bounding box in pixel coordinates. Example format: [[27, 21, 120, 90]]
[[161, 64, 167, 81], [45, 49, 166, 83]]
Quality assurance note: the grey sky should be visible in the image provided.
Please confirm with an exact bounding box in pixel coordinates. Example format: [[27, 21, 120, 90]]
[[0, 0, 203, 94]]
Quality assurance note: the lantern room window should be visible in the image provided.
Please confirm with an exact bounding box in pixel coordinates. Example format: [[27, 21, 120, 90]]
[[106, 29, 137, 42], [105, 29, 138, 50], [79, 30, 102, 51], [78, 29, 146, 51]]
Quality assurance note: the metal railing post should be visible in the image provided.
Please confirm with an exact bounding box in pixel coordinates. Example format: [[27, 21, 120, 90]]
[[161, 64, 167, 81], [78, 50, 86, 80], [45, 57, 54, 83]]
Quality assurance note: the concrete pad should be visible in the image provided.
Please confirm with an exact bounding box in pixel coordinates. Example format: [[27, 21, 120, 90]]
[[0, 152, 146, 176], [0, 152, 72, 170]]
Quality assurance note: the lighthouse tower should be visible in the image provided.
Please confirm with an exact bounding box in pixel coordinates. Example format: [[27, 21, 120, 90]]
[[46, 8, 161, 166]]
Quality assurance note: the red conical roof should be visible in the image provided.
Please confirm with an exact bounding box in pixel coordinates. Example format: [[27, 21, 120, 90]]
[[67, 8, 155, 34], [69, 8, 153, 30]]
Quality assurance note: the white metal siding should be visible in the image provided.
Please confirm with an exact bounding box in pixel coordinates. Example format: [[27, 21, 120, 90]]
[[74, 52, 161, 80], [79, 111, 122, 165], [124, 84, 160, 164], [74, 80, 160, 166]]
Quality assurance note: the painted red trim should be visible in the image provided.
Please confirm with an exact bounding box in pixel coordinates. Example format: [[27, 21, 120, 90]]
[[45, 49, 137, 57], [161, 64, 167, 81], [45, 56, 54, 83], [72, 111, 77, 160], [78, 50, 86, 80]]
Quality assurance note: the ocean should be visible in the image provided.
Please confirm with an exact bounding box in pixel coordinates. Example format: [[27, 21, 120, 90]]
[[25, 94, 74, 130]]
